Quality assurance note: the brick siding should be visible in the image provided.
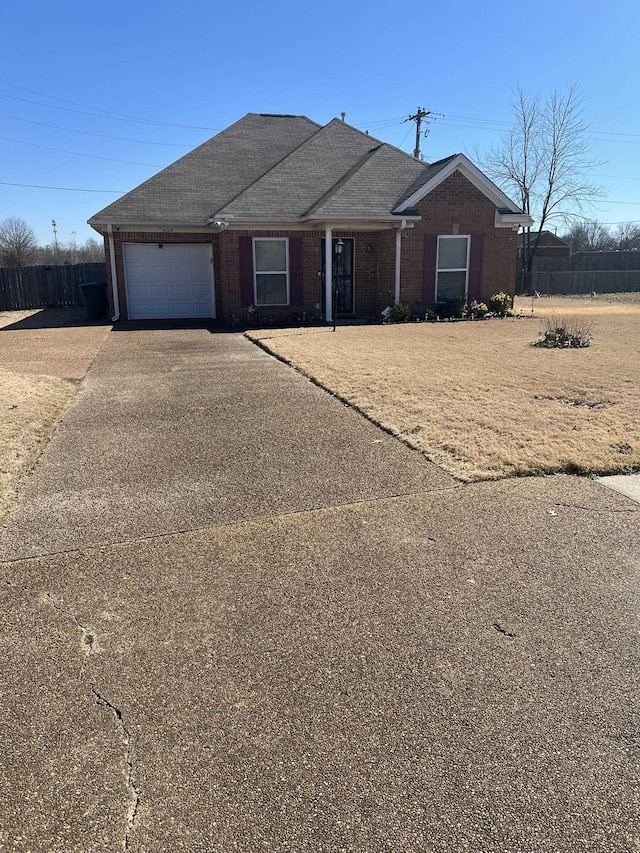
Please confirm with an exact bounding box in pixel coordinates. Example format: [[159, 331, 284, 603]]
[[105, 170, 517, 321], [400, 171, 518, 307]]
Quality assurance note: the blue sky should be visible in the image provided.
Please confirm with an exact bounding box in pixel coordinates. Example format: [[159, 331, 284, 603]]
[[2, 0, 639, 245]]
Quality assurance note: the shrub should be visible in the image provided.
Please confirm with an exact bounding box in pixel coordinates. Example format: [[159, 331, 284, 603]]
[[436, 296, 467, 319], [468, 300, 488, 319], [533, 314, 594, 348], [424, 307, 436, 322], [388, 303, 411, 323], [489, 291, 512, 317]]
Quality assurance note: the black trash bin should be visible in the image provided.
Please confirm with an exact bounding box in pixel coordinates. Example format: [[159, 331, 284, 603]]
[[79, 281, 107, 321]]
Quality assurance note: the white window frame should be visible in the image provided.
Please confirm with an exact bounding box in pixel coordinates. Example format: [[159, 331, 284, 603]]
[[252, 237, 290, 307], [435, 235, 470, 303]]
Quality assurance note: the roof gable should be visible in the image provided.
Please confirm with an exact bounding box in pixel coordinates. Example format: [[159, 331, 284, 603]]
[[89, 113, 320, 224], [393, 153, 522, 214]]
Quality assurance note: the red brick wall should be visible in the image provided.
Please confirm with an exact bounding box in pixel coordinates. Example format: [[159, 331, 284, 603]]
[[108, 228, 395, 322], [105, 174, 517, 322], [400, 170, 518, 307]]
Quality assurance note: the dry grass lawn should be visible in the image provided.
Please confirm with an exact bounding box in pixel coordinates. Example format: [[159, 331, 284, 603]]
[[0, 368, 75, 520], [0, 309, 107, 522], [247, 295, 640, 481]]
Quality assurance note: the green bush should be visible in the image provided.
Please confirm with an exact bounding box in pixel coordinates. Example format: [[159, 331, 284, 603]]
[[436, 296, 467, 319], [389, 303, 411, 323], [489, 291, 512, 317]]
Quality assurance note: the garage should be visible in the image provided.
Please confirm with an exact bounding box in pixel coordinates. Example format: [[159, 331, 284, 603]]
[[123, 243, 215, 320]]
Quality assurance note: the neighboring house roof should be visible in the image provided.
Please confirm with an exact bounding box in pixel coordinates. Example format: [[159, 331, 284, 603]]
[[517, 230, 570, 248], [89, 113, 527, 227]]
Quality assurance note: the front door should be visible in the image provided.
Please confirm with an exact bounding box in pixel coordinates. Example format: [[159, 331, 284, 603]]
[[321, 238, 355, 314]]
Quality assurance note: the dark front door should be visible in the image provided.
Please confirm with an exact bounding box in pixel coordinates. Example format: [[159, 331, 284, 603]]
[[321, 238, 354, 314]]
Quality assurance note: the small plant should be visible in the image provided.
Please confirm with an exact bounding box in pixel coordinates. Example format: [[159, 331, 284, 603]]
[[436, 296, 467, 319], [387, 303, 411, 323], [424, 307, 436, 322], [533, 314, 594, 348], [468, 300, 488, 319], [489, 291, 512, 317]]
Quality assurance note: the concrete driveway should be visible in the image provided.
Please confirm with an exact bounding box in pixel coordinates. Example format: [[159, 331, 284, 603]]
[[0, 329, 638, 851]]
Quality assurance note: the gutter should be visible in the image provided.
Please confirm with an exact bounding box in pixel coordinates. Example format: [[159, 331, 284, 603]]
[[107, 223, 120, 322]]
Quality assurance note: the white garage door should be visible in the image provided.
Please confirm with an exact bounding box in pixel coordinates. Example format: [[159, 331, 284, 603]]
[[123, 243, 215, 320]]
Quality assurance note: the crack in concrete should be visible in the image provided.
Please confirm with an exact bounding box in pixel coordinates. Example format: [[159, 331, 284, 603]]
[[43, 594, 140, 848], [553, 501, 638, 513], [493, 621, 517, 638], [91, 687, 140, 851]]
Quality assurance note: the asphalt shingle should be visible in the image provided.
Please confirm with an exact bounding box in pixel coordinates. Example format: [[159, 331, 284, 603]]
[[218, 119, 378, 220], [89, 114, 320, 225]]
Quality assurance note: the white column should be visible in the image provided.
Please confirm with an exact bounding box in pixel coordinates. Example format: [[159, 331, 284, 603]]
[[394, 226, 402, 305], [325, 228, 333, 321]]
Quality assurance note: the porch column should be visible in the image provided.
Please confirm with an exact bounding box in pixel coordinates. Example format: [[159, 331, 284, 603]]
[[394, 226, 402, 304], [325, 228, 333, 322]]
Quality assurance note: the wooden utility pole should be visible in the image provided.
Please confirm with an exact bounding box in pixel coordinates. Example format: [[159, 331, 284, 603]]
[[403, 107, 431, 160], [403, 106, 444, 160]]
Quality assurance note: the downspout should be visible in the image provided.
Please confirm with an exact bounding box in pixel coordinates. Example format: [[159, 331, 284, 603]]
[[325, 228, 333, 322], [107, 223, 120, 322], [394, 218, 406, 304]]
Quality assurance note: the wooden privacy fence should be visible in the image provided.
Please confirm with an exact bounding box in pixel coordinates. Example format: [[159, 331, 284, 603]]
[[0, 263, 106, 311], [529, 269, 640, 295], [520, 250, 640, 295]]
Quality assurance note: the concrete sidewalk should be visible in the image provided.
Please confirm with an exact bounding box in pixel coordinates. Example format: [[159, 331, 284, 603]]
[[0, 329, 638, 851]]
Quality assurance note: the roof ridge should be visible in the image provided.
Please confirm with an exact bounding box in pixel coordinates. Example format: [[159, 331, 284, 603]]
[[89, 114, 259, 222], [214, 119, 331, 216], [331, 117, 457, 169], [217, 118, 377, 216], [90, 113, 320, 223], [303, 144, 384, 217]]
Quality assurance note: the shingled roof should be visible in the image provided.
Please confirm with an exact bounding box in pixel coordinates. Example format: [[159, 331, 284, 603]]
[[89, 114, 320, 225], [89, 114, 519, 227]]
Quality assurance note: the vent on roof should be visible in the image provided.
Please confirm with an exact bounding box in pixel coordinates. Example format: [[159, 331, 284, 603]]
[[259, 113, 299, 118]]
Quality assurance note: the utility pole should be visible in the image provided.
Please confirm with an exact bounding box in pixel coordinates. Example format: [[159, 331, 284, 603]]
[[51, 219, 59, 259], [402, 106, 444, 160]]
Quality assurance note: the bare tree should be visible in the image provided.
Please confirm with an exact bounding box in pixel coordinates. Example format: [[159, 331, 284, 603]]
[[480, 84, 602, 290], [76, 237, 105, 263], [34, 237, 105, 265], [613, 222, 640, 251], [0, 217, 37, 268], [562, 219, 614, 252]]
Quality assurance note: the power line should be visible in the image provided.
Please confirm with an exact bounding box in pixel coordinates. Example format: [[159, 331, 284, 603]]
[[356, 112, 640, 144], [0, 112, 193, 146], [599, 199, 640, 205], [0, 79, 169, 123], [0, 91, 220, 131], [596, 173, 640, 180], [0, 180, 124, 192], [0, 134, 160, 166]]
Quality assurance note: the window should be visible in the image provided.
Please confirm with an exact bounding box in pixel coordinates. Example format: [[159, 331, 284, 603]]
[[253, 238, 289, 306], [436, 236, 469, 302]]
